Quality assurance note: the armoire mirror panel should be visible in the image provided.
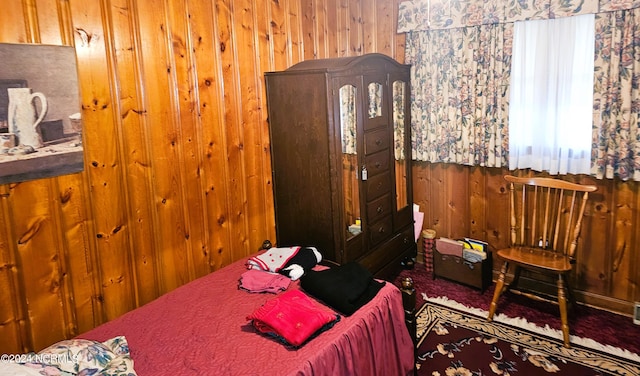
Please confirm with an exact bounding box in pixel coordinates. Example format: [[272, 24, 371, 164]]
[[393, 79, 408, 211], [340, 84, 361, 241], [368, 82, 383, 119]]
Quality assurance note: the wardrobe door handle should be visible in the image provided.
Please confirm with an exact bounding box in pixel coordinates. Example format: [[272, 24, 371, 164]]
[[376, 206, 383, 214]]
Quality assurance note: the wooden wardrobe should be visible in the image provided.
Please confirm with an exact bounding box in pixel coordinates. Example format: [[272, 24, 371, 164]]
[[265, 53, 415, 277]]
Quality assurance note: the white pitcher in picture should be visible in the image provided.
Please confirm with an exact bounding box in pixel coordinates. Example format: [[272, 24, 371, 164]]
[[7, 87, 48, 148]]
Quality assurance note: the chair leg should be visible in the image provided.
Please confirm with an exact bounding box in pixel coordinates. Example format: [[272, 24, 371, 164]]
[[557, 274, 571, 348], [488, 262, 509, 321]]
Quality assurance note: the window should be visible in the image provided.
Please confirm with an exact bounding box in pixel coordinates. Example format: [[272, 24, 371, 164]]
[[508, 14, 595, 175]]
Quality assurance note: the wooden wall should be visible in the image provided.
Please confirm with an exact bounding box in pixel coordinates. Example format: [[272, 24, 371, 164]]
[[1, 0, 638, 355], [413, 164, 640, 316], [0, 0, 404, 354]]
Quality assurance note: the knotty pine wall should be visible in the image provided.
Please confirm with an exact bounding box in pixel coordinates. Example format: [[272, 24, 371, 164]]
[[413, 164, 640, 319], [1, 0, 638, 355], [0, 0, 404, 353]]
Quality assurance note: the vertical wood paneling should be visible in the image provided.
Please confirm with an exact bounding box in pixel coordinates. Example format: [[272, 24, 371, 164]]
[[361, 0, 374, 54], [301, 0, 317, 59], [106, 0, 159, 305], [188, 0, 233, 270], [315, 0, 330, 59], [217, 0, 251, 258], [100, 0, 141, 307], [1, 0, 638, 354], [257, 0, 275, 71], [326, 0, 338, 56], [269, 0, 290, 69], [446, 165, 471, 238], [136, 0, 187, 293], [0, 186, 25, 351], [55, 0, 98, 339], [10, 181, 67, 351], [13, 0, 71, 351], [468, 167, 487, 240], [72, 0, 136, 322], [428, 163, 446, 235], [0, 1, 28, 43], [166, 0, 202, 282], [582, 180, 612, 294], [175, 0, 213, 280], [159, 0, 194, 288], [411, 165, 431, 231], [348, 0, 361, 55], [610, 181, 636, 300], [23, 0, 41, 43], [376, 0, 394, 57], [256, 2, 277, 248], [336, 0, 347, 56], [394, 14, 405, 62], [235, 0, 274, 255], [56, 0, 75, 46], [56, 175, 97, 336], [484, 167, 510, 249], [35, 0, 62, 45], [235, 0, 260, 253], [0, 1, 33, 354], [289, 0, 304, 62], [413, 163, 640, 315]]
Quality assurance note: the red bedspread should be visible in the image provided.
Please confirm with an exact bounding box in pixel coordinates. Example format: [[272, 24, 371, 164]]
[[79, 257, 415, 376]]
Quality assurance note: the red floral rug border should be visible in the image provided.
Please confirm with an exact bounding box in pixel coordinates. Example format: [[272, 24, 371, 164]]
[[416, 298, 640, 375]]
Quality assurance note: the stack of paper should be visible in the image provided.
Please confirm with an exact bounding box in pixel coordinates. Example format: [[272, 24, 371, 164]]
[[461, 238, 488, 263]]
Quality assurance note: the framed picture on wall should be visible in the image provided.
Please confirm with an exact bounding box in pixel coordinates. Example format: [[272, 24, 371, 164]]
[[0, 43, 84, 184]]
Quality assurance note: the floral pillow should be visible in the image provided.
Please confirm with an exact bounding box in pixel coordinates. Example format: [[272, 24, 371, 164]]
[[0, 336, 137, 376], [0, 362, 45, 376]]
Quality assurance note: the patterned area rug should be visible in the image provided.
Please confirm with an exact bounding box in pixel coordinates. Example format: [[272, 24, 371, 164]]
[[416, 297, 640, 376]]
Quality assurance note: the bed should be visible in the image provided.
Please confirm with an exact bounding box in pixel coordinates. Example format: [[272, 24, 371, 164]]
[[70, 254, 415, 375]]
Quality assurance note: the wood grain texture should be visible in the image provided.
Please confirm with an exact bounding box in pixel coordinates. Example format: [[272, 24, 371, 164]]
[[413, 163, 640, 315], [0, 0, 637, 355]]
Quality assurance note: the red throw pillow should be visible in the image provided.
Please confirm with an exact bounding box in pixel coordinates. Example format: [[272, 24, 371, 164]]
[[247, 289, 340, 347]]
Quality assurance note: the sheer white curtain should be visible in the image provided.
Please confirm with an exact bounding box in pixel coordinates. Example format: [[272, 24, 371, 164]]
[[508, 14, 595, 175]]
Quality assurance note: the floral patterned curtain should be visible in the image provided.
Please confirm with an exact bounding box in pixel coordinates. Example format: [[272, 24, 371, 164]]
[[340, 85, 357, 155], [398, 0, 598, 32], [406, 24, 511, 166], [400, 0, 640, 179], [393, 81, 406, 160], [592, 8, 640, 181], [368, 83, 383, 119]]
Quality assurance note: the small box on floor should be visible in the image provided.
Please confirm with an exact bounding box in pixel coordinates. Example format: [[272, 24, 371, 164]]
[[433, 237, 492, 292]]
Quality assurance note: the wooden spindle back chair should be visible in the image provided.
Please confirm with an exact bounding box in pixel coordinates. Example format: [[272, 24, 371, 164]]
[[487, 175, 597, 348]]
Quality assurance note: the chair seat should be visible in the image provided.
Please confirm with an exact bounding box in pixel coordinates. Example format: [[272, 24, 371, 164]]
[[496, 247, 572, 272]]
